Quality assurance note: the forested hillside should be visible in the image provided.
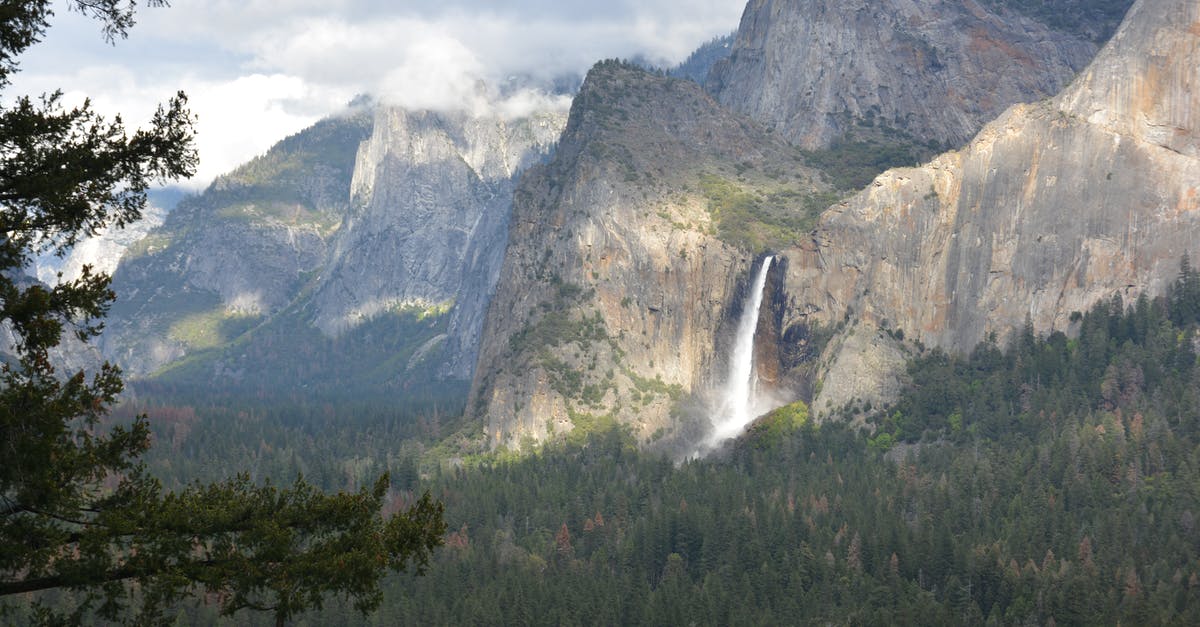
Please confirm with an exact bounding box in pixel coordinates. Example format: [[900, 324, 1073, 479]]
[[367, 275, 1200, 625], [110, 262, 1200, 625]]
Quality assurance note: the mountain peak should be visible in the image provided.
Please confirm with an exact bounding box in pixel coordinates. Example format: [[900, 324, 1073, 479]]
[[708, 0, 1100, 150]]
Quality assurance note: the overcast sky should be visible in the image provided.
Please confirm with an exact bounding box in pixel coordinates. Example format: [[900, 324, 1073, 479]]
[[9, 0, 745, 188]]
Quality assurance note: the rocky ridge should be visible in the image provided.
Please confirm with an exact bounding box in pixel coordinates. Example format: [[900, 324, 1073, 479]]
[[707, 0, 1100, 151]]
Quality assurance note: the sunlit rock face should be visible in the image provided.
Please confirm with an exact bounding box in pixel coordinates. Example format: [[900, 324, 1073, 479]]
[[467, 63, 827, 451], [707, 0, 1099, 150], [778, 0, 1200, 417]]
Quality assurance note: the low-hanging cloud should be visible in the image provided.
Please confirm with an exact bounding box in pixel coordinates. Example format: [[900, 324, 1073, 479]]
[[10, 0, 745, 187]]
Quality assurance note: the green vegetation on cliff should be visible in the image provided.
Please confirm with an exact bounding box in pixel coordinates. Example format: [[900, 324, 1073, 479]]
[[796, 108, 948, 192], [211, 110, 373, 209], [801, 137, 929, 191], [569, 61, 835, 254], [699, 174, 837, 251]]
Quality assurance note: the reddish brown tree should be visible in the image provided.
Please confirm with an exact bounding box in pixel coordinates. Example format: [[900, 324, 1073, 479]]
[[555, 523, 574, 560]]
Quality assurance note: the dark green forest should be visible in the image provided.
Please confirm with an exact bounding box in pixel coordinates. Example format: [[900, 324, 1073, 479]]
[[71, 260, 1200, 625]]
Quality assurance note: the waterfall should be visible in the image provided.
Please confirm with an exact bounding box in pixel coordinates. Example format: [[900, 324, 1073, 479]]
[[707, 255, 774, 447]]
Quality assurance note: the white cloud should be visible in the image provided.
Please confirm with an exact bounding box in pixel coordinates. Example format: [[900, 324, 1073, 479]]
[[187, 74, 347, 185], [8, 68, 340, 189], [376, 35, 487, 113], [8, 0, 746, 187], [496, 90, 575, 121]]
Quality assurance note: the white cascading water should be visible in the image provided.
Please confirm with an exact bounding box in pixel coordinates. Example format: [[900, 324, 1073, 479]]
[[706, 255, 774, 447]]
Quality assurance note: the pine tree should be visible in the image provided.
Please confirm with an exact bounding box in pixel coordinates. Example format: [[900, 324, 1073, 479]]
[[0, 3, 444, 624], [1170, 253, 1200, 326]]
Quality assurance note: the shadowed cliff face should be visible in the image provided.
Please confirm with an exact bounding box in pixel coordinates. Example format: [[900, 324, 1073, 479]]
[[783, 0, 1200, 417], [468, 63, 827, 451], [103, 112, 373, 377], [310, 106, 566, 379], [102, 100, 566, 389], [752, 261, 785, 390], [707, 0, 1099, 150]]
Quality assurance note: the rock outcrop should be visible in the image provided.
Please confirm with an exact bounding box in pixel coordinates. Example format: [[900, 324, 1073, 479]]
[[468, 62, 827, 450], [783, 0, 1199, 416], [707, 0, 1100, 150]]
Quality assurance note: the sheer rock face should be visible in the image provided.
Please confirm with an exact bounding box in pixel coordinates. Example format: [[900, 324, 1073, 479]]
[[707, 0, 1098, 149], [467, 63, 823, 451], [310, 107, 565, 379], [102, 102, 565, 381], [781, 0, 1200, 416]]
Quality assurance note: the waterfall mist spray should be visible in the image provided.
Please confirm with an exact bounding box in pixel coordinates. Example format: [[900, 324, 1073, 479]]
[[705, 255, 775, 448]]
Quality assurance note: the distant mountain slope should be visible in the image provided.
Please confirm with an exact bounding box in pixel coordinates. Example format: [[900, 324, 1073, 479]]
[[102, 96, 567, 396], [31, 187, 184, 286], [103, 110, 372, 377]]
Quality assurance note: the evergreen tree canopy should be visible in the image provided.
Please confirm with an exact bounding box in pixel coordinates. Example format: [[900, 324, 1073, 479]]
[[0, 3, 444, 624]]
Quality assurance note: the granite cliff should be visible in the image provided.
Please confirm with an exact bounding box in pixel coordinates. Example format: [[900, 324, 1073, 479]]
[[466, 1, 1151, 449], [101, 96, 566, 393], [467, 62, 830, 450], [309, 105, 565, 379], [781, 0, 1199, 417], [707, 0, 1103, 151], [470, 0, 1198, 447]]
